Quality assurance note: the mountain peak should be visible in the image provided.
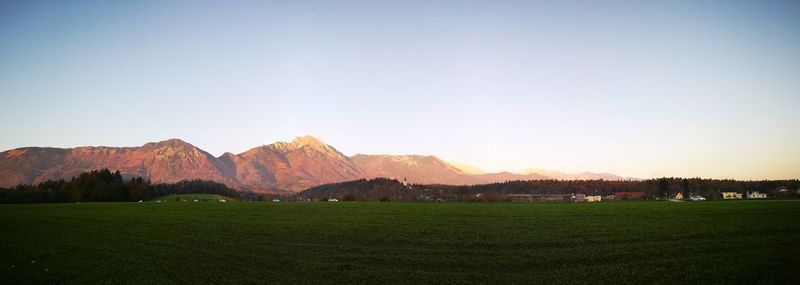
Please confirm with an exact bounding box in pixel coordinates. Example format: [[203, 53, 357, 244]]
[[138, 138, 209, 159], [151, 138, 191, 147], [4, 148, 30, 158], [290, 135, 325, 148], [256, 135, 344, 158]]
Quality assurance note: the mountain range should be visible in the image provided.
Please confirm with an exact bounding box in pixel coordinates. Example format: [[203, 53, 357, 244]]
[[0, 136, 629, 193]]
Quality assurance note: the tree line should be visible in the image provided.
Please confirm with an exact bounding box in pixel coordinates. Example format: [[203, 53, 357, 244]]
[[424, 178, 800, 198], [298, 178, 408, 202], [3, 170, 797, 203], [0, 169, 241, 203], [298, 177, 800, 202]]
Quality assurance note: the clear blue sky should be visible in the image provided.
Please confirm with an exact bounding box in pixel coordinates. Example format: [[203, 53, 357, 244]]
[[1, 0, 798, 179]]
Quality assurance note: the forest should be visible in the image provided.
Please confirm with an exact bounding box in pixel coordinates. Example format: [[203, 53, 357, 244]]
[[2, 169, 798, 203], [0, 169, 241, 203]]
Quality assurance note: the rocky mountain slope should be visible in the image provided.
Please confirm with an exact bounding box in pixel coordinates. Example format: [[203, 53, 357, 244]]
[[0, 136, 629, 192], [351, 154, 485, 185]]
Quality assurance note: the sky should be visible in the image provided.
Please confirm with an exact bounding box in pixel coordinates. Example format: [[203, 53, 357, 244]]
[[1, 0, 798, 180]]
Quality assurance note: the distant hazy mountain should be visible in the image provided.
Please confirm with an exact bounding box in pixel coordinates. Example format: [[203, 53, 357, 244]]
[[474, 172, 550, 183], [0, 136, 631, 192], [521, 167, 626, 181], [352, 154, 484, 185]]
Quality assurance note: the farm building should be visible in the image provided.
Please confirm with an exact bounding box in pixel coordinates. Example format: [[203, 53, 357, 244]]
[[508, 194, 534, 202], [613, 192, 646, 200], [747, 191, 767, 199], [572, 193, 586, 202], [721, 192, 742, 199], [775, 187, 793, 198], [585, 195, 602, 202], [543, 194, 570, 202]]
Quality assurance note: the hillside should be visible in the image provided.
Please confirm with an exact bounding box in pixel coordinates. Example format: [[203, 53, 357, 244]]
[[0, 137, 359, 193], [299, 178, 409, 201], [0, 139, 234, 187], [0, 136, 631, 193]]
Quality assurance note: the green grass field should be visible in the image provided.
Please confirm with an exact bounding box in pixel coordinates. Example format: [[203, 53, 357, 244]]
[[1, 200, 798, 284]]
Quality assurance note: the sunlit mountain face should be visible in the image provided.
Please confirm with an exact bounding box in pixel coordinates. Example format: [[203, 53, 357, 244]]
[[0, 136, 634, 193]]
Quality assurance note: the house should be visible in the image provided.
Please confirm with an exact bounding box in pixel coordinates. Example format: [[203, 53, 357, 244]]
[[218, 199, 227, 203], [572, 193, 586, 202], [272, 199, 281, 202], [674, 192, 684, 200], [747, 191, 767, 199], [613, 192, 646, 200], [721, 192, 742, 199], [328, 198, 339, 202], [585, 195, 602, 202]]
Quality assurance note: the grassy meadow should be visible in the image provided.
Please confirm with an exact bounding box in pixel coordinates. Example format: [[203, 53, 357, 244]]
[[1, 200, 798, 284]]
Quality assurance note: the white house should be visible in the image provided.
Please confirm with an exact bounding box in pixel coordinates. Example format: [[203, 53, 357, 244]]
[[747, 191, 767, 199], [218, 199, 227, 203], [721, 192, 742, 199], [585, 195, 602, 202], [328, 198, 339, 202]]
